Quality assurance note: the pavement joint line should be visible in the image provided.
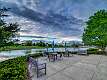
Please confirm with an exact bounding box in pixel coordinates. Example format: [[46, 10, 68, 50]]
[[29, 55, 107, 80], [68, 56, 102, 80], [78, 61, 98, 66], [61, 61, 97, 80], [47, 57, 86, 79], [91, 56, 103, 80], [47, 63, 73, 79], [72, 63, 97, 72], [61, 72, 74, 80]]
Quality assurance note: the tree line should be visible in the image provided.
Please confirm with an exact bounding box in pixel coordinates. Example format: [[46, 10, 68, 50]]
[[1, 6, 107, 50], [0, 7, 20, 47]]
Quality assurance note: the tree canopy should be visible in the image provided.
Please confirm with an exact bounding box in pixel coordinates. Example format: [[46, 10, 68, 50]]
[[0, 7, 20, 47], [82, 10, 107, 49]]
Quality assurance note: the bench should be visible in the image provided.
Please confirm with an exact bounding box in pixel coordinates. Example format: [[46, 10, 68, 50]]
[[28, 57, 46, 78], [78, 50, 88, 55]]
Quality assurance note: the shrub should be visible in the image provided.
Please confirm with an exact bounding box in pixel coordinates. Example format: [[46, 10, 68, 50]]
[[87, 48, 106, 54], [57, 51, 77, 54], [28, 53, 43, 58], [87, 48, 99, 54], [0, 56, 27, 80], [87, 48, 99, 51], [67, 51, 77, 54], [0, 52, 44, 80]]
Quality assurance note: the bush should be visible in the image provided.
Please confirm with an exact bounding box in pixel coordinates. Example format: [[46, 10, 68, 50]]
[[28, 53, 43, 58], [87, 48, 105, 54], [71, 51, 78, 54], [57, 51, 77, 54], [0, 53, 43, 80], [87, 48, 99, 51], [87, 48, 99, 54], [0, 56, 27, 80]]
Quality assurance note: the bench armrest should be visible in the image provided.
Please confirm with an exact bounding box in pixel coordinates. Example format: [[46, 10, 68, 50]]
[[38, 63, 46, 66]]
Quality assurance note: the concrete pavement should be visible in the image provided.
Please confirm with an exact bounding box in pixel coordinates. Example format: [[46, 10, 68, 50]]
[[28, 55, 107, 80]]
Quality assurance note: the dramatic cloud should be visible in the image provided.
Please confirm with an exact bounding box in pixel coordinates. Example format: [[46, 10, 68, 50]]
[[1, 0, 107, 41]]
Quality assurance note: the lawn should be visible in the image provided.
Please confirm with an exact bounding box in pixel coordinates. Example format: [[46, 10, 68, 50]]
[[0, 46, 45, 51]]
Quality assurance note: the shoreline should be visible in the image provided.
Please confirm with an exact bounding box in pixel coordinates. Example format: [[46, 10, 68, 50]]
[[0, 46, 45, 52], [0, 46, 78, 52], [0, 56, 11, 62]]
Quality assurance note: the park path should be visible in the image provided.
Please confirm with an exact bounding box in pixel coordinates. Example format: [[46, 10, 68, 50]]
[[28, 55, 107, 80]]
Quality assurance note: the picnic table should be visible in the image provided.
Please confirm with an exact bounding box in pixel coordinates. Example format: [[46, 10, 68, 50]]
[[48, 52, 58, 61], [57, 51, 72, 57]]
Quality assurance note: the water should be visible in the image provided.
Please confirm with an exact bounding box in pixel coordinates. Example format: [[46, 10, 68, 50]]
[[0, 48, 88, 57]]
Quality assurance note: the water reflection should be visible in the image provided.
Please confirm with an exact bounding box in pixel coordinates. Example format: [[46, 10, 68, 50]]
[[25, 50, 32, 55], [0, 48, 88, 57]]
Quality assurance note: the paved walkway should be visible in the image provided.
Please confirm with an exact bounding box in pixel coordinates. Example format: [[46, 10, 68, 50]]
[[28, 55, 107, 80]]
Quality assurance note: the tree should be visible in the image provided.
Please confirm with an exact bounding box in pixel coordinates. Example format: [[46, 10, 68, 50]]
[[82, 10, 107, 50], [36, 41, 46, 47], [0, 7, 20, 47], [25, 41, 32, 46]]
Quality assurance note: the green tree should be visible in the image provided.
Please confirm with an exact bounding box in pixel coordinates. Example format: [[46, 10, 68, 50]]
[[83, 10, 107, 50], [25, 41, 32, 46], [36, 41, 46, 47], [0, 7, 20, 47]]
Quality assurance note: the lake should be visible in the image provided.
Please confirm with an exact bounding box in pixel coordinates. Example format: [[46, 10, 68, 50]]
[[0, 48, 88, 57]]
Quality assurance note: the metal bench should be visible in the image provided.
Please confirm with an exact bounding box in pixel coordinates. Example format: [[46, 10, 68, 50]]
[[42, 52, 49, 57], [29, 57, 46, 78], [78, 50, 88, 55], [63, 51, 73, 57]]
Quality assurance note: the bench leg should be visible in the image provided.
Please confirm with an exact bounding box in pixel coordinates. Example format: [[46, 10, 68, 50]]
[[45, 68, 46, 75], [37, 68, 39, 78]]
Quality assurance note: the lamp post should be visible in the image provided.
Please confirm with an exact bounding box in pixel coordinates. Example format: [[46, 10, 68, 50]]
[[46, 43, 48, 52], [65, 42, 67, 52], [52, 41, 55, 52]]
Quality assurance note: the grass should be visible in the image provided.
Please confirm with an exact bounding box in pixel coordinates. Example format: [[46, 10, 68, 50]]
[[0, 46, 45, 51], [0, 45, 73, 51]]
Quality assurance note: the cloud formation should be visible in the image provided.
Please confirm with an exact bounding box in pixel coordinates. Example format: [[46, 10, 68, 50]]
[[1, 0, 107, 41]]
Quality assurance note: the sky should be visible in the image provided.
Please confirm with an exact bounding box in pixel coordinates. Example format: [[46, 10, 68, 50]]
[[1, 0, 107, 42]]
